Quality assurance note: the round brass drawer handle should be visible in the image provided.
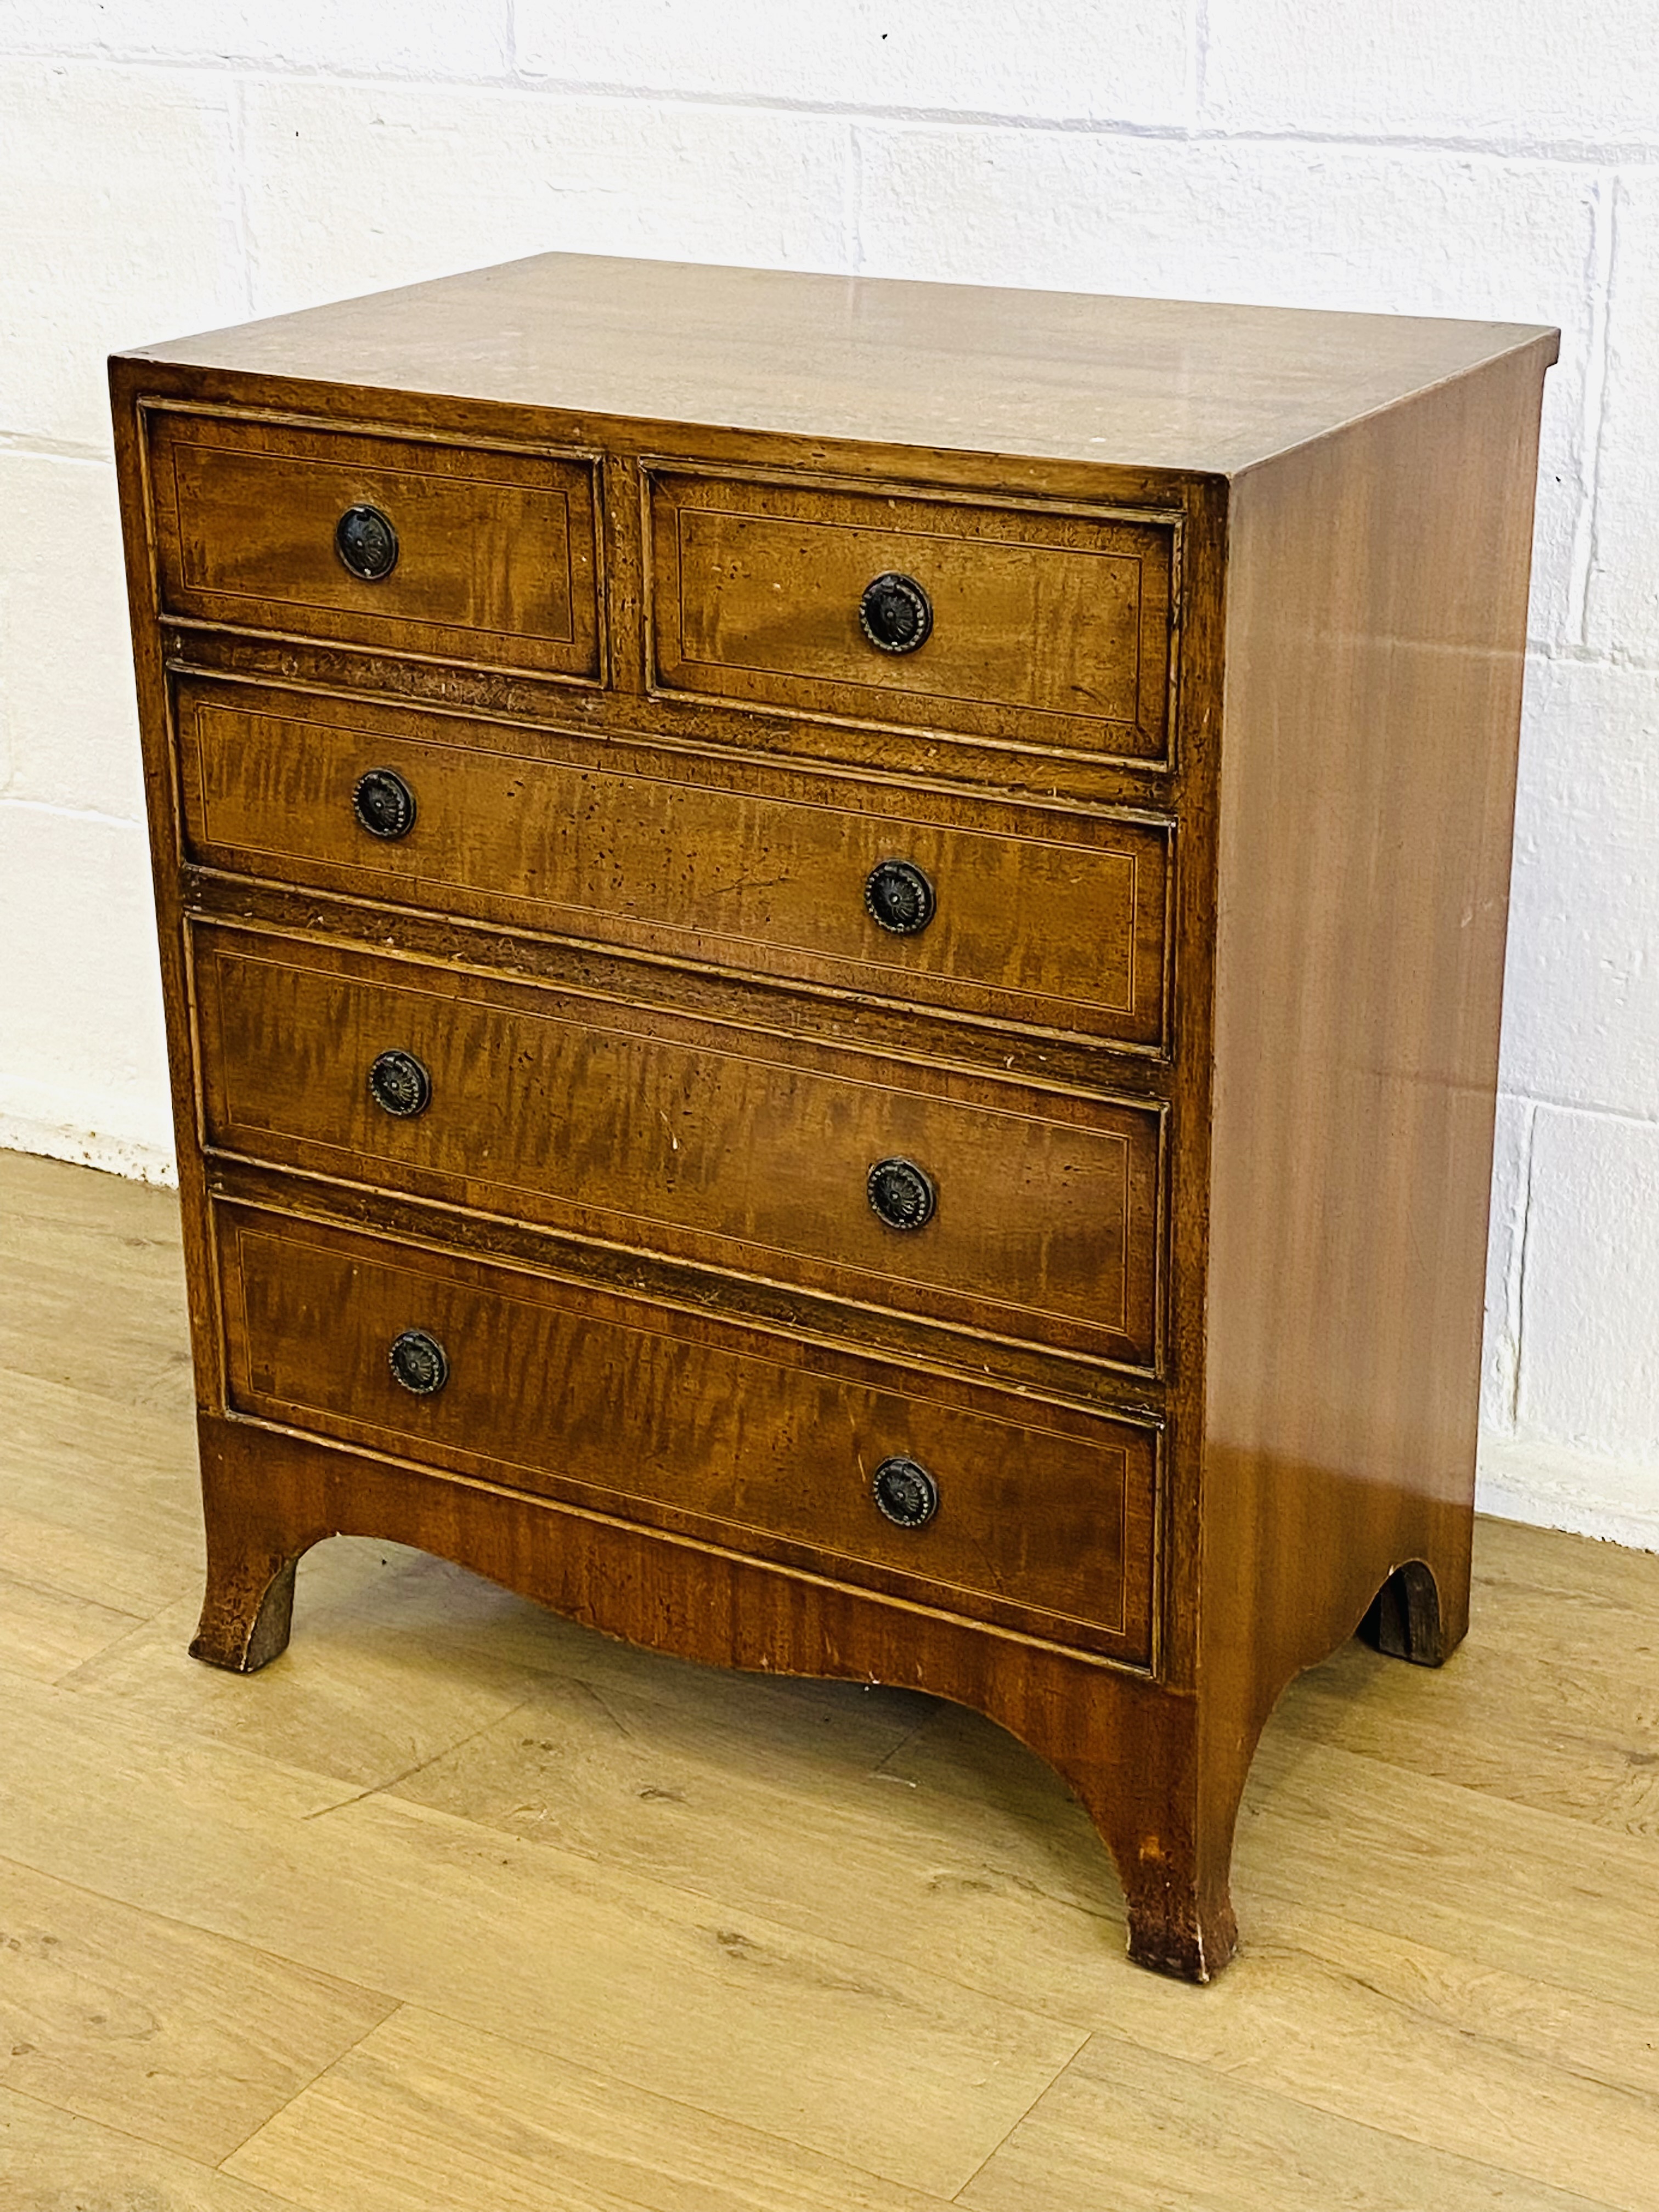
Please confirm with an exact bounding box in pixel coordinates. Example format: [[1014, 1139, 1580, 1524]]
[[859, 572, 932, 655], [865, 859, 935, 936], [368, 1048, 431, 1120], [868, 1155, 935, 1232], [336, 502, 399, 582], [873, 1455, 938, 1528], [388, 1328, 447, 1397], [352, 767, 416, 841]]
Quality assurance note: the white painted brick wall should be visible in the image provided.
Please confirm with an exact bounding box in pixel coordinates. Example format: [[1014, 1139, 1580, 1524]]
[[2, 2, 1655, 1539], [239, 80, 853, 311], [511, 1, 1193, 125]]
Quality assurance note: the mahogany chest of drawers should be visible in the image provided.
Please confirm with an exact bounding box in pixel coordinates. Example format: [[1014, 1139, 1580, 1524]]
[[111, 255, 1556, 1980]]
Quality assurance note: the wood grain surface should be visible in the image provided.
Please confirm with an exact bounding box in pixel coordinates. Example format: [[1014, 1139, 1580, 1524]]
[[647, 466, 1174, 759], [147, 404, 602, 679], [176, 676, 1174, 1049], [118, 249, 1555, 475], [1194, 335, 1556, 1893], [211, 1199, 1159, 1660], [3, 1151, 1658, 2212], [0, 1855, 390, 2163], [192, 923, 1164, 1368]]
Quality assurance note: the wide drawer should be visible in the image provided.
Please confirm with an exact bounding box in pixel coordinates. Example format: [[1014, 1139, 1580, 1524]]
[[647, 467, 1175, 761], [145, 408, 601, 679], [193, 924, 1164, 1370], [215, 1202, 1158, 1662], [176, 678, 1172, 1050]]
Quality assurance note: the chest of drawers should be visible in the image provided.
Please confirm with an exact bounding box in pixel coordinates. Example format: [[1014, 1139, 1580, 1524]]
[[111, 255, 1555, 1981]]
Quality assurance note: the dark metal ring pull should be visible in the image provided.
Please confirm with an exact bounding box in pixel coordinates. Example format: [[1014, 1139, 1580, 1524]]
[[388, 1328, 447, 1396], [865, 859, 935, 936], [335, 503, 399, 582], [368, 1048, 431, 1119], [873, 1455, 939, 1529], [868, 1155, 936, 1232], [352, 768, 416, 841], [859, 572, 932, 655]]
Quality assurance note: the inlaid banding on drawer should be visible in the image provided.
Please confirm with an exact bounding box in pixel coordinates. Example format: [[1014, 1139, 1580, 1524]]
[[193, 925, 1164, 1370], [215, 1203, 1158, 1661], [647, 467, 1176, 762], [145, 408, 601, 679], [175, 679, 1172, 1050]]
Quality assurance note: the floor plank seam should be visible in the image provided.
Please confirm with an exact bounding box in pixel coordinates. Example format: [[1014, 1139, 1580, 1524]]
[[287, 1995, 986, 2205], [5, 1668, 383, 1812], [296, 1689, 543, 1818], [864, 1713, 933, 1782], [214, 2000, 408, 2175], [0, 2079, 307, 2210], [1236, 1859, 1659, 2027], [0, 1844, 404, 2021], [1072, 2021, 1637, 2212], [345, 1774, 1134, 2040], [1245, 1725, 1659, 1857], [0, 1562, 147, 1630], [944, 2024, 1098, 2204], [1334, 1956, 1659, 2087]]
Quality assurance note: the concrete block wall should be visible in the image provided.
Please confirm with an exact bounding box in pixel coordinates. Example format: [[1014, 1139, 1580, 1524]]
[[2, 3, 1656, 1541]]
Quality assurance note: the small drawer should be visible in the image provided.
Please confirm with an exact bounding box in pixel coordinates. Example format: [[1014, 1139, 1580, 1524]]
[[145, 408, 601, 679], [194, 926, 1164, 1371], [176, 679, 1172, 1050], [647, 467, 1176, 762], [216, 1203, 1158, 1662]]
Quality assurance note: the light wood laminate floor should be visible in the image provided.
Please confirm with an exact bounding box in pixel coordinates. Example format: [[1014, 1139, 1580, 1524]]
[[2, 1146, 1657, 2210]]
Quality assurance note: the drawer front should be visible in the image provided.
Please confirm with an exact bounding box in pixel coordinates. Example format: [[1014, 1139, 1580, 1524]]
[[648, 469, 1175, 761], [146, 409, 601, 679], [216, 1203, 1158, 1661], [194, 927, 1163, 1370], [177, 680, 1171, 1049]]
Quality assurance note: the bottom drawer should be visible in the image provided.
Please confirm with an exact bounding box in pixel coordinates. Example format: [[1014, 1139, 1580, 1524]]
[[215, 1203, 1157, 1663]]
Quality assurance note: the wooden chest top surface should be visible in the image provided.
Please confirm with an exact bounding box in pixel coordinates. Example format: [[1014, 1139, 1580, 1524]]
[[117, 249, 1556, 476]]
